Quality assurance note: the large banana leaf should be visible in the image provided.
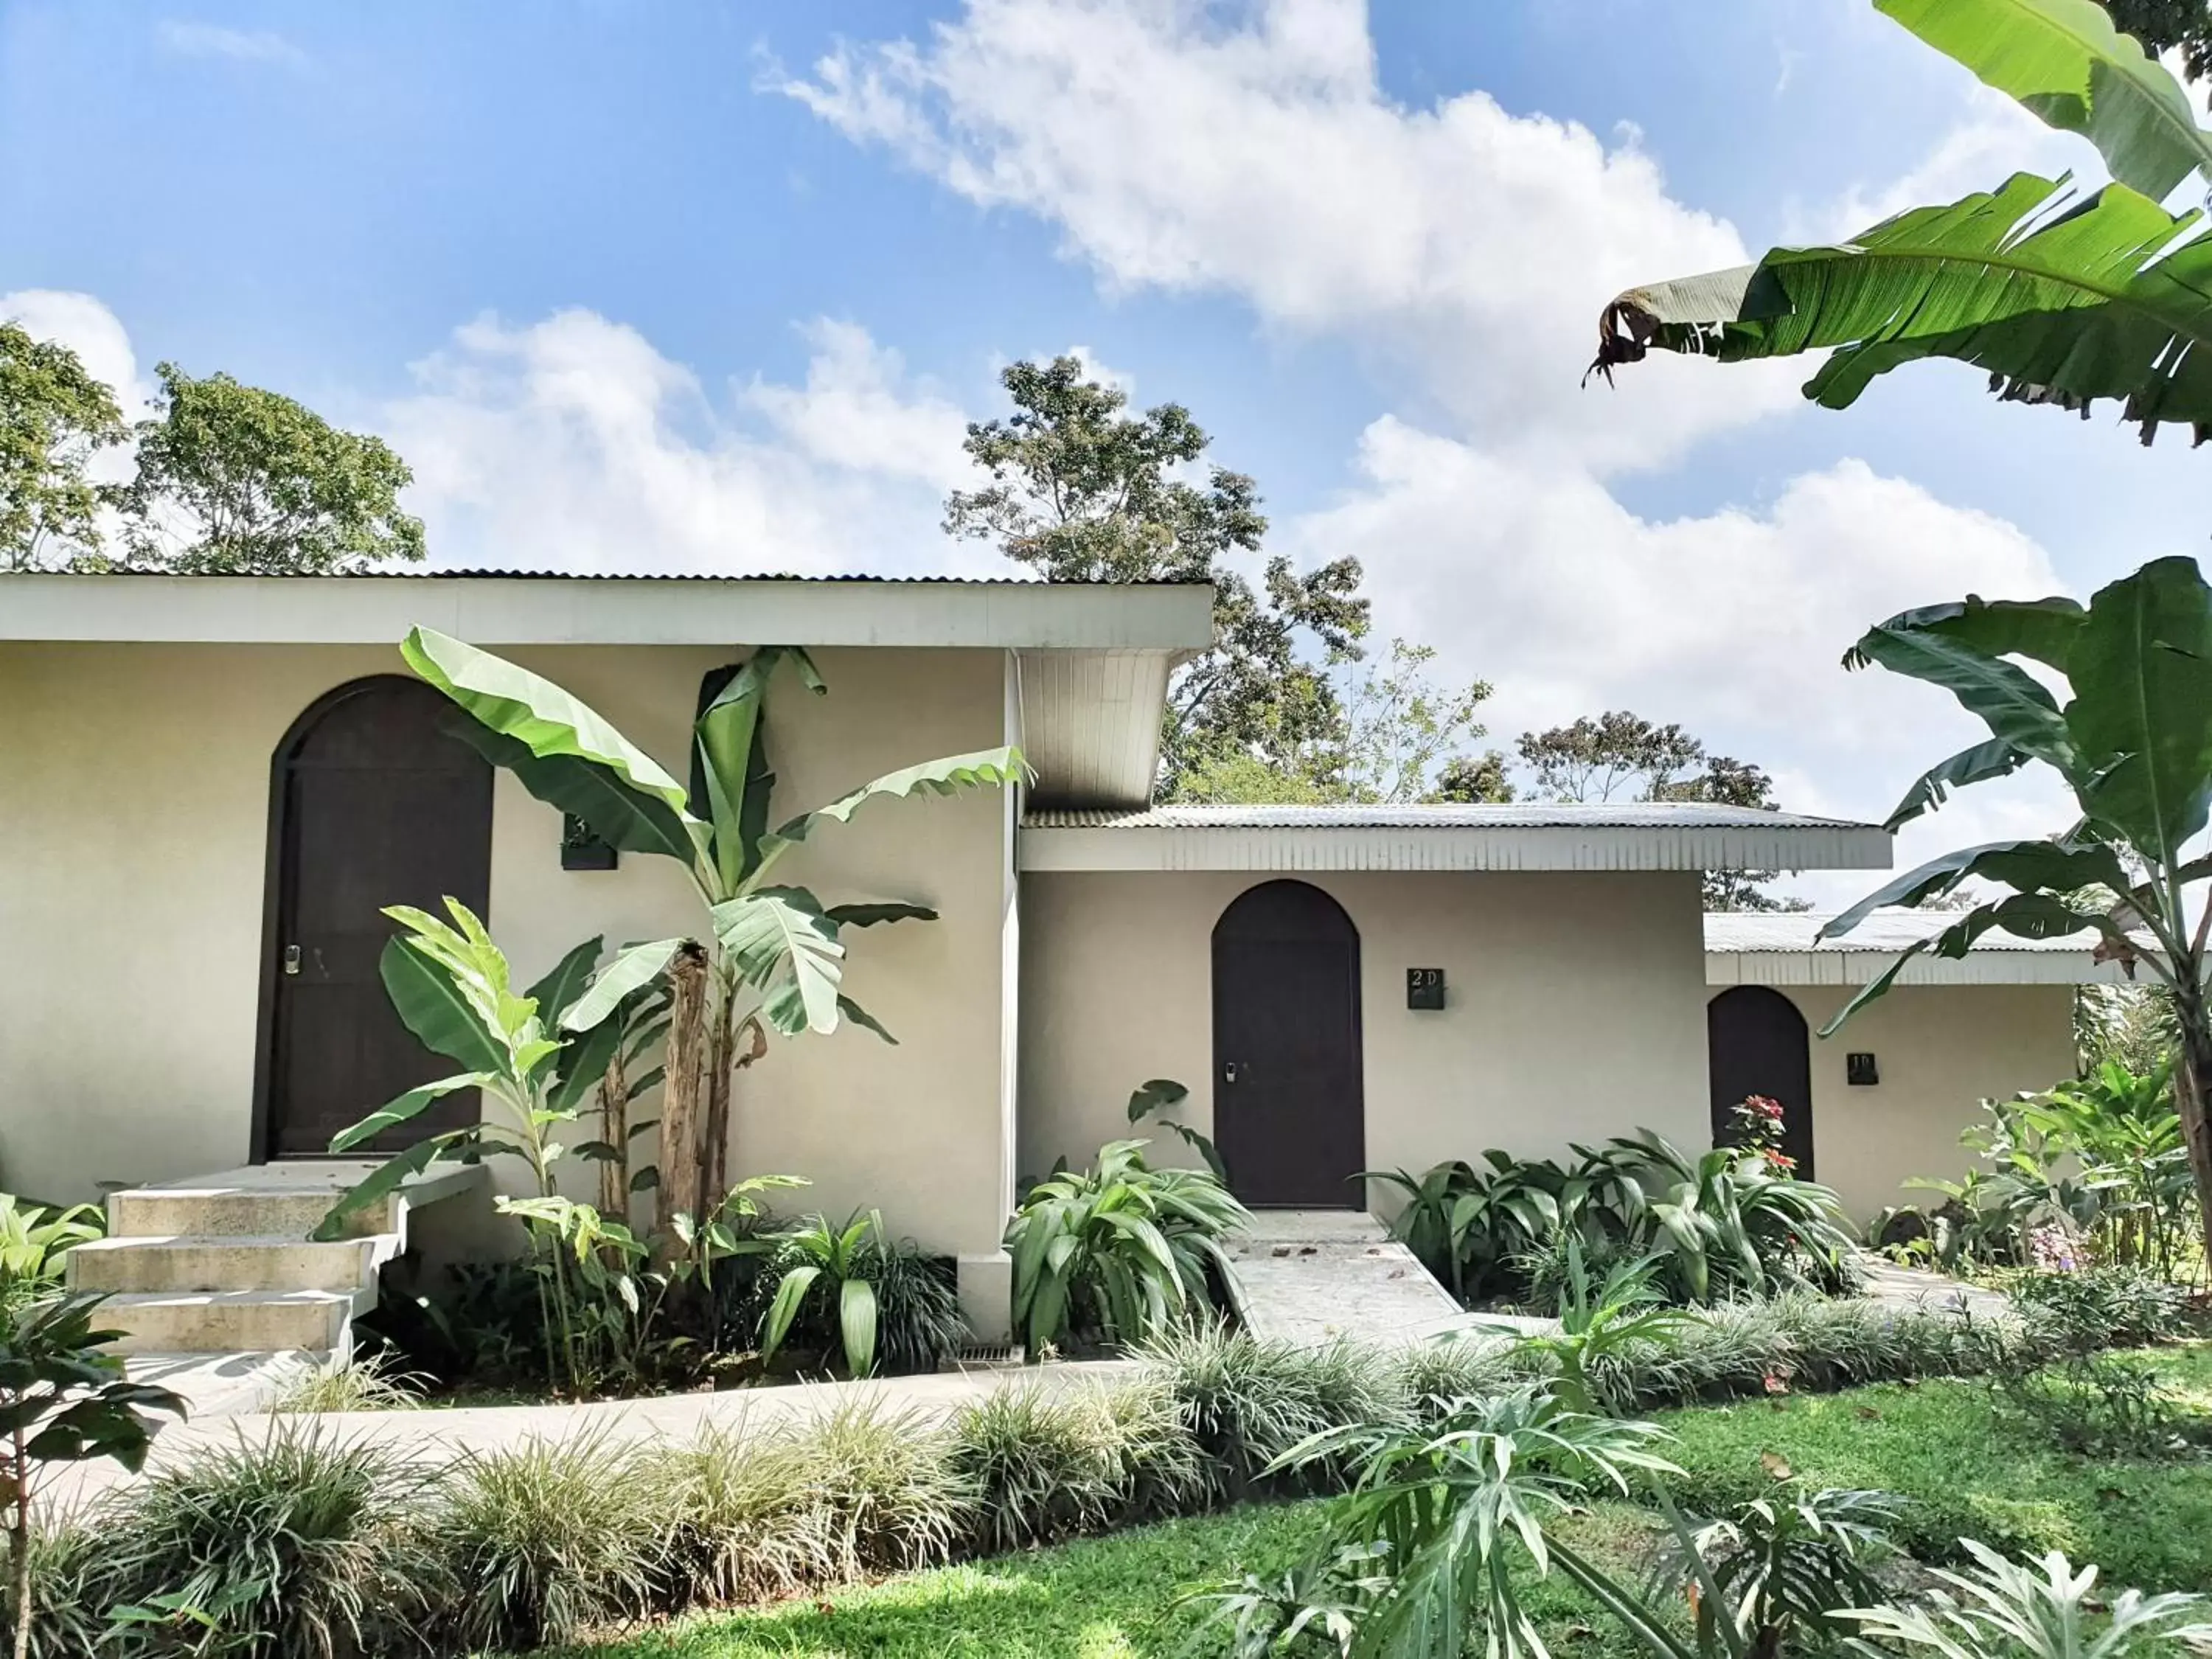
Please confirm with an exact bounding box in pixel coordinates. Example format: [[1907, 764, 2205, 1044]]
[[1594, 173, 2212, 442], [1877, 0, 2212, 196], [758, 746, 1026, 868], [2065, 556, 2212, 862], [695, 647, 824, 899], [403, 627, 710, 869], [1818, 892, 2112, 1034], [524, 936, 603, 1027], [1843, 593, 2085, 675], [714, 888, 845, 1036], [1819, 835, 2134, 937], [1846, 613, 2079, 771], [378, 936, 506, 1075]]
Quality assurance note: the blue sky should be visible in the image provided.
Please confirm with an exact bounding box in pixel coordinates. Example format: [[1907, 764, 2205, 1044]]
[[6, 0, 2207, 899]]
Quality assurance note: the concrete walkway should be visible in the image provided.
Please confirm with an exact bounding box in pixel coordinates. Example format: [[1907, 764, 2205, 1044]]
[[1223, 1211, 1543, 1347], [49, 1359, 1139, 1516], [1854, 1252, 2012, 1320]]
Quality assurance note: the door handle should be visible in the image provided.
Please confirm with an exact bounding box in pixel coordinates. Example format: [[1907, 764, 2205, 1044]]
[[282, 944, 302, 977], [1222, 1061, 1242, 1084]]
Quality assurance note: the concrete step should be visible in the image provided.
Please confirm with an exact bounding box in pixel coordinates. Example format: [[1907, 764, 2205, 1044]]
[[96, 1290, 364, 1356], [104, 1162, 481, 1242], [69, 1234, 387, 1295]]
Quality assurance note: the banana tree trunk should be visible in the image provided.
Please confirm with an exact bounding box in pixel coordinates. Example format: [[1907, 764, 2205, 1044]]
[[659, 942, 710, 1231], [597, 1043, 629, 1224], [702, 980, 736, 1206], [2171, 978, 2212, 1277]]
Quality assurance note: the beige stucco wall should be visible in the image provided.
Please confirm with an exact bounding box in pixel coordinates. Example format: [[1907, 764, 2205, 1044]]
[[1784, 982, 2079, 1220], [1018, 869, 1712, 1203], [0, 641, 1017, 1263]]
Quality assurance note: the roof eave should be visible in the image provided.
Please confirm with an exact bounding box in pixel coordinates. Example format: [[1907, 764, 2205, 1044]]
[[1018, 821, 1893, 874]]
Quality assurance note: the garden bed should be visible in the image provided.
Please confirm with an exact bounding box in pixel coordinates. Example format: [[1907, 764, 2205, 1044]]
[[549, 1343, 2212, 1658]]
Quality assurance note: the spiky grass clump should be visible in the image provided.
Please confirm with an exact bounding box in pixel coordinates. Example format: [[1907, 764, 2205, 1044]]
[[0, 1522, 108, 1659], [268, 1350, 428, 1414], [1399, 1332, 1526, 1419], [793, 1398, 975, 1579], [97, 1425, 446, 1659], [434, 1428, 673, 1652], [947, 1385, 1132, 1552], [653, 1426, 825, 1605], [1092, 1374, 1206, 1521], [1139, 1324, 1407, 1500], [860, 1242, 970, 1375]]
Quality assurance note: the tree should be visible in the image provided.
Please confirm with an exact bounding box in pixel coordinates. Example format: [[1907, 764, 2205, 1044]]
[[1513, 712, 1809, 911], [1817, 556, 2212, 1272], [1174, 637, 1501, 806], [116, 363, 425, 572], [2101, 0, 2212, 80], [1591, 0, 2212, 448], [0, 322, 127, 572], [943, 356, 1368, 796]]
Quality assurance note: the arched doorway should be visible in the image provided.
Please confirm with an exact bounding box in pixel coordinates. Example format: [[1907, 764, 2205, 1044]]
[[1211, 880, 1364, 1207], [1706, 986, 1814, 1175], [254, 677, 494, 1159]]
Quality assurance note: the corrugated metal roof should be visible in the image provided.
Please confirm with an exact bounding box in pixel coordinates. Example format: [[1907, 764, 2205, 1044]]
[[1026, 803, 1871, 831], [1705, 909, 2094, 955]]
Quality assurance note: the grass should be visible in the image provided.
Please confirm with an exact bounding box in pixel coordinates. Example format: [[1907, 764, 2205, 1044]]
[[1657, 1343, 2212, 1591], [553, 1501, 1660, 1659]]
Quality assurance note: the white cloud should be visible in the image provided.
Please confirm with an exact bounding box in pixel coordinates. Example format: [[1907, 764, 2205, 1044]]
[[155, 21, 308, 68], [738, 318, 970, 487], [1798, 83, 2088, 244], [384, 308, 987, 576], [771, 0, 1800, 473], [1287, 421, 2079, 905]]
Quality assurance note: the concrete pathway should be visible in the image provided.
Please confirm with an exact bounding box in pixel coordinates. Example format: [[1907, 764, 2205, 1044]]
[[47, 1359, 1138, 1517], [1224, 1211, 1528, 1348], [1854, 1252, 2013, 1321]]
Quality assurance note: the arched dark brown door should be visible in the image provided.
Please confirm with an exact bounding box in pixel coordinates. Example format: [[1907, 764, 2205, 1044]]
[[256, 677, 493, 1160], [1211, 880, 1363, 1207], [1706, 986, 1814, 1176]]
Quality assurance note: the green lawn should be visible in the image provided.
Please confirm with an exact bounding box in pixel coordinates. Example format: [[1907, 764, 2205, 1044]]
[[555, 1346, 2212, 1658], [1658, 1343, 2212, 1591], [557, 1505, 1660, 1659]]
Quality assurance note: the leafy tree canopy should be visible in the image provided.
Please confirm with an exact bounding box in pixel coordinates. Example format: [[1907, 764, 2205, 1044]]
[[114, 363, 425, 573], [945, 356, 1368, 795], [1516, 710, 1808, 911], [0, 321, 128, 571], [2102, 0, 2212, 80]]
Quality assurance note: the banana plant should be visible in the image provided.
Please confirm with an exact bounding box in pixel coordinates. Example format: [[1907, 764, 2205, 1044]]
[[1591, 0, 2212, 445], [399, 626, 1024, 1231], [313, 901, 641, 1388]]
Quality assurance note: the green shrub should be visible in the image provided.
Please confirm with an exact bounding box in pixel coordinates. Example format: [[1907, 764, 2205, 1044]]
[[267, 1351, 426, 1414], [1399, 1332, 1528, 1416], [2010, 1267, 2197, 1354], [0, 1523, 105, 1659], [1141, 1325, 1405, 1501], [1006, 1140, 1248, 1353], [97, 1425, 445, 1659], [434, 1429, 672, 1652], [1091, 1374, 1207, 1521], [947, 1385, 1134, 1552], [653, 1426, 826, 1605], [790, 1398, 975, 1581]]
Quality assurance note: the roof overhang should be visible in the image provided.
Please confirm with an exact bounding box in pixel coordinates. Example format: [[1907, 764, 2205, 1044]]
[[1705, 909, 2135, 987], [1019, 805, 1893, 874], [0, 572, 1217, 653], [1707, 948, 2128, 987]]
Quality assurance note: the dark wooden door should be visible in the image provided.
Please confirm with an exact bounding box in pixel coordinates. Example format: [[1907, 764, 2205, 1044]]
[[1211, 880, 1364, 1207], [260, 678, 493, 1159], [1706, 986, 1815, 1176]]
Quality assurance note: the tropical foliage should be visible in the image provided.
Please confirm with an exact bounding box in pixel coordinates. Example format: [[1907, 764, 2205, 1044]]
[[0, 1202, 102, 1311], [1005, 1138, 1248, 1353], [1798, 557, 2212, 1268], [759, 1209, 902, 1378], [1592, 0, 2212, 447], [0, 1292, 183, 1659], [1371, 1130, 1857, 1310], [399, 627, 1021, 1234]]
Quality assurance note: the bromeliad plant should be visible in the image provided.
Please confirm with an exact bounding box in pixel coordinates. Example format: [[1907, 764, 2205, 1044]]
[[1006, 1138, 1249, 1354], [399, 627, 1023, 1234]]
